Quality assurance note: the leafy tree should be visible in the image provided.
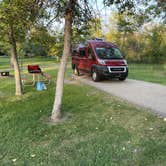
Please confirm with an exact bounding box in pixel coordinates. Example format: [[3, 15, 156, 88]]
[[20, 25, 56, 57], [72, 17, 103, 44], [89, 17, 103, 39], [51, 31, 64, 58], [142, 25, 166, 63], [0, 0, 44, 95], [51, 0, 78, 121], [146, 0, 166, 24], [0, 39, 9, 56]]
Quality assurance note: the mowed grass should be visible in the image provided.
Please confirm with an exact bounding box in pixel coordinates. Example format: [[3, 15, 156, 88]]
[[128, 63, 166, 85], [0, 57, 10, 70], [0, 57, 166, 165]]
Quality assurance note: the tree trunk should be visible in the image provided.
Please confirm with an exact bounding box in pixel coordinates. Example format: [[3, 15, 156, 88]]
[[51, 1, 75, 122], [122, 31, 126, 51], [9, 25, 23, 96], [10, 56, 14, 68]]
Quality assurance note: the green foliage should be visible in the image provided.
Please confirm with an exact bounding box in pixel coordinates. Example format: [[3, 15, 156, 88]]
[[72, 17, 103, 44], [0, 0, 42, 41], [146, 0, 166, 23], [104, 0, 166, 64], [0, 40, 9, 56], [103, 0, 135, 14], [20, 26, 57, 57], [53, 31, 64, 57], [105, 10, 166, 63], [142, 25, 166, 63], [0, 0, 47, 58], [127, 25, 166, 63], [88, 18, 103, 39]]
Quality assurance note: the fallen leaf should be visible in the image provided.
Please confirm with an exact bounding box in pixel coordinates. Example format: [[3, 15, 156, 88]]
[[12, 158, 17, 162], [31, 154, 36, 158]]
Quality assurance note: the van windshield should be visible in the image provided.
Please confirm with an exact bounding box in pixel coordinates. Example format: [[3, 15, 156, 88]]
[[95, 47, 123, 59]]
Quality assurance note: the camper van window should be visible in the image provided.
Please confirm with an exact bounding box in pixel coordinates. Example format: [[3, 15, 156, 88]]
[[80, 50, 85, 57], [88, 48, 95, 60]]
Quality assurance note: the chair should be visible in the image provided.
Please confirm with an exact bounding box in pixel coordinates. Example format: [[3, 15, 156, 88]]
[[21, 76, 35, 86], [22, 65, 51, 86], [41, 72, 51, 85], [28, 65, 41, 73]]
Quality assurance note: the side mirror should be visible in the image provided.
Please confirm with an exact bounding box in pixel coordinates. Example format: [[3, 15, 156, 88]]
[[73, 50, 77, 53], [72, 50, 78, 56]]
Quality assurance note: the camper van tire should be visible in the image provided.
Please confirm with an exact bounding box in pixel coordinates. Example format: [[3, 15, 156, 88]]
[[119, 77, 126, 81], [92, 68, 100, 82]]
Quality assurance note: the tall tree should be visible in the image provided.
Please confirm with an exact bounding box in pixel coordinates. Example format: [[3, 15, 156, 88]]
[[0, 0, 44, 95], [51, 0, 94, 121], [51, 0, 77, 121]]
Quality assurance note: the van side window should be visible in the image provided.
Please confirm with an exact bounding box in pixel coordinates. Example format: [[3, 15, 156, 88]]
[[88, 48, 95, 60], [79, 50, 85, 57]]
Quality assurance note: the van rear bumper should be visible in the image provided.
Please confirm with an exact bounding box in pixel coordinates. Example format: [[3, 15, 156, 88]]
[[96, 65, 128, 78]]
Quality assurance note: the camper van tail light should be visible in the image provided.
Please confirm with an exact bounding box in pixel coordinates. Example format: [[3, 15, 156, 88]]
[[98, 59, 105, 65], [124, 60, 128, 65]]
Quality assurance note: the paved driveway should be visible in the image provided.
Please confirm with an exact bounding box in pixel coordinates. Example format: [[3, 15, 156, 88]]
[[77, 76, 166, 117]]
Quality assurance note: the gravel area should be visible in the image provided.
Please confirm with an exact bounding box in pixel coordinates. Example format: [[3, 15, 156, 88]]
[[77, 76, 166, 117]]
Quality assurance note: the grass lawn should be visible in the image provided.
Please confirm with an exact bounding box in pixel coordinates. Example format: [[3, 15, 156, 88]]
[[0, 57, 166, 165], [128, 63, 166, 85]]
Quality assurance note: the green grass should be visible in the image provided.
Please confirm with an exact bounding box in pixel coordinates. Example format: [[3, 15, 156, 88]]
[[128, 63, 166, 85], [0, 57, 10, 70], [0, 58, 166, 165], [0, 56, 58, 70]]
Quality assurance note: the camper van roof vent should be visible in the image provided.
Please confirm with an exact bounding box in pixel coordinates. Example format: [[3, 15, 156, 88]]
[[93, 38, 104, 41]]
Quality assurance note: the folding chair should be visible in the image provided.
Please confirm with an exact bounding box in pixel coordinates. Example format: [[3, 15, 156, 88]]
[[41, 72, 51, 85]]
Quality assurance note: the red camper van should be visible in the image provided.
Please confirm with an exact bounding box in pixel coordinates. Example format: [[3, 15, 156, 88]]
[[71, 39, 128, 82]]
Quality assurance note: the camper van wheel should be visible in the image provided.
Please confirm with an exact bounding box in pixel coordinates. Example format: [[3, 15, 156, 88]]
[[92, 68, 100, 82]]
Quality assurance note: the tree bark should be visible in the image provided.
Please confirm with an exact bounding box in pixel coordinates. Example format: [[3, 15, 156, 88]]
[[51, 1, 75, 122], [10, 55, 14, 68], [9, 24, 23, 96], [121, 31, 126, 50]]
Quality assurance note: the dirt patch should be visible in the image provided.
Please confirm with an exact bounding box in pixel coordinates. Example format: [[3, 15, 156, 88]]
[[64, 75, 82, 85], [41, 112, 72, 125]]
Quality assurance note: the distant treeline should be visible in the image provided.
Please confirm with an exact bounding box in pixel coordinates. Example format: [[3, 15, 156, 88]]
[[106, 25, 166, 64]]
